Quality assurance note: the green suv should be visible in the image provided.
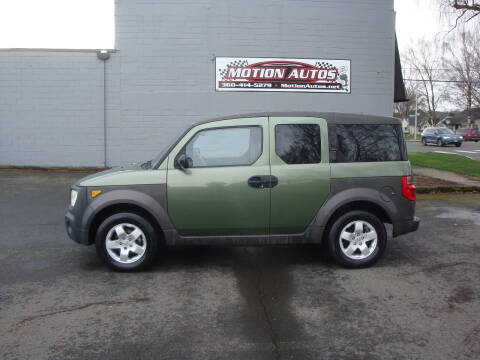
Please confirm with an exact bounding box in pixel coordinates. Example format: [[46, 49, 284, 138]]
[[65, 112, 419, 271]]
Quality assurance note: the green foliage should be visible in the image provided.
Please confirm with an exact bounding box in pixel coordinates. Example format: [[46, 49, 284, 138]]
[[408, 152, 480, 177]]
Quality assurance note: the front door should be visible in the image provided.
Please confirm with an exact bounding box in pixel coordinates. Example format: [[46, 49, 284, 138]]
[[269, 117, 330, 234], [167, 118, 270, 236]]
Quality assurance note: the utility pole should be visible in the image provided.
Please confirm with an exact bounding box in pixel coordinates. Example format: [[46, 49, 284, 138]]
[[414, 93, 418, 140]]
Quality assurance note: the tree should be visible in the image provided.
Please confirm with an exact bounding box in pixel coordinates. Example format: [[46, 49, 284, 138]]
[[443, 30, 480, 126], [394, 78, 426, 119], [404, 39, 447, 126], [438, 1, 480, 25]]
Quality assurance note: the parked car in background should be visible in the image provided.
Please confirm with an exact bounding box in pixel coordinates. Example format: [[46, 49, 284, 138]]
[[421, 127, 463, 147], [455, 128, 480, 142]]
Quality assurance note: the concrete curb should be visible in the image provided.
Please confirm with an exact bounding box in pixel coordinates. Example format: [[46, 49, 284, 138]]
[[417, 185, 480, 194]]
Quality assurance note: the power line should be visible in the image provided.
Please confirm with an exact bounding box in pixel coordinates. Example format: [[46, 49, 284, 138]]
[[404, 78, 480, 83]]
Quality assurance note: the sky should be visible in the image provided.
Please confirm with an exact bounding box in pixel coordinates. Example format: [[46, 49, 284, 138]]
[[0, 0, 443, 51], [394, 0, 443, 53], [0, 0, 114, 49]]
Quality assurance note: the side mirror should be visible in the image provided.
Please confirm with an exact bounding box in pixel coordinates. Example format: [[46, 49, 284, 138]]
[[175, 154, 193, 170]]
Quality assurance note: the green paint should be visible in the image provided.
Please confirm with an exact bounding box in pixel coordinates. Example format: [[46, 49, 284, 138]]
[[76, 115, 413, 238], [167, 117, 270, 236], [79, 167, 167, 186], [269, 117, 331, 234]]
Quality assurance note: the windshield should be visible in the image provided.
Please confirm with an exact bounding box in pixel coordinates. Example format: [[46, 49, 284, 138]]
[[437, 128, 454, 134], [144, 126, 191, 169]]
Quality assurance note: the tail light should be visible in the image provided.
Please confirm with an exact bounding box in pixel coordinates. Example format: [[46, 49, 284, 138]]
[[467, 132, 472, 136], [402, 176, 416, 201]]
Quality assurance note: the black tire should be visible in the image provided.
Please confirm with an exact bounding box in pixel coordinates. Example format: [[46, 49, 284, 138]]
[[327, 210, 387, 268], [95, 212, 159, 272], [474, 140, 478, 142], [421, 137, 427, 146], [437, 139, 443, 147], [455, 143, 461, 147]]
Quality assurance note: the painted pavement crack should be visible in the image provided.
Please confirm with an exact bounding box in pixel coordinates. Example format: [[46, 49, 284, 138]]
[[15, 297, 150, 326]]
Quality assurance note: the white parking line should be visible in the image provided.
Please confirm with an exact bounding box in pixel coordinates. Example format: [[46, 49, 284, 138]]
[[455, 150, 477, 154], [434, 151, 461, 155], [433, 151, 476, 159]]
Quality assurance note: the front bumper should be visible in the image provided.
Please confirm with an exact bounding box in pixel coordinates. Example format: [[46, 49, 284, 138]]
[[65, 186, 91, 245], [393, 216, 420, 237], [442, 138, 462, 144]]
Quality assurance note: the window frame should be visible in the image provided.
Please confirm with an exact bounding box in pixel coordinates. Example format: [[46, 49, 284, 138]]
[[274, 123, 322, 165], [174, 125, 263, 169], [330, 123, 407, 163]]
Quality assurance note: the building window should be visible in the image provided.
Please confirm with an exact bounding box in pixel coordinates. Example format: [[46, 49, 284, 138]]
[[275, 124, 321, 164]]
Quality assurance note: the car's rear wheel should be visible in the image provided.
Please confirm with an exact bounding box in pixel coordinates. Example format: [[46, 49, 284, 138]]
[[327, 210, 387, 268], [437, 139, 443, 147], [421, 137, 427, 146], [95, 212, 159, 271]]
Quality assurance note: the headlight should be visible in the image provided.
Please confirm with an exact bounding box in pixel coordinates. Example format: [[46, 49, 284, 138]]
[[460, 136, 463, 140], [70, 189, 78, 207]]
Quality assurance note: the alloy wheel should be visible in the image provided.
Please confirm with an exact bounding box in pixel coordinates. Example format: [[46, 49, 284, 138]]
[[338, 220, 378, 260], [105, 223, 147, 264]]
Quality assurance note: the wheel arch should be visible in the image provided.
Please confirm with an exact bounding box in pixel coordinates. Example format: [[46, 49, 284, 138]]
[[314, 187, 396, 242], [323, 200, 392, 238], [88, 203, 165, 245], [81, 188, 173, 245]]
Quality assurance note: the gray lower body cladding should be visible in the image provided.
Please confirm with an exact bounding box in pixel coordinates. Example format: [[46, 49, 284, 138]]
[[66, 176, 419, 247]]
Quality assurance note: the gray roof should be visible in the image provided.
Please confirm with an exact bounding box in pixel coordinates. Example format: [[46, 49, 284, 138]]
[[208, 112, 401, 125]]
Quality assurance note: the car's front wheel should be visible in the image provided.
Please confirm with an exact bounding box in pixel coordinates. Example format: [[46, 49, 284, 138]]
[[437, 139, 443, 147], [327, 210, 387, 268], [422, 137, 427, 146], [95, 212, 159, 271]]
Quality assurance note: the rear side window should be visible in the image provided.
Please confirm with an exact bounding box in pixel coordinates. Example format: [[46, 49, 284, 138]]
[[331, 124, 406, 163], [184, 126, 262, 167], [275, 124, 321, 164]]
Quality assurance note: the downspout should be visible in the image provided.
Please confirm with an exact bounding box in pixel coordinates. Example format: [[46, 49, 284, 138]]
[[97, 50, 110, 167]]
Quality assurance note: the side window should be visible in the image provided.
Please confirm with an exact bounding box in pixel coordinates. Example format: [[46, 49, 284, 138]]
[[183, 126, 262, 167], [334, 124, 405, 162], [275, 124, 321, 164]]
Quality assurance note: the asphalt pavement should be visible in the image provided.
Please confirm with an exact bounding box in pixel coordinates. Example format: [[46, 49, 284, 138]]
[[407, 140, 480, 160], [1, 170, 480, 360]]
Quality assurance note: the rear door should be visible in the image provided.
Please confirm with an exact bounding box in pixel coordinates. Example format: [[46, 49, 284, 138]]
[[268, 117, 330, 234]]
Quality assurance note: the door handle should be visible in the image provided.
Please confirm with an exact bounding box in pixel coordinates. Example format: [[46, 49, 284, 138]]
[[248, 176, 265, 188], [270, 175, 278, 188], [248, 175, 279, 189]]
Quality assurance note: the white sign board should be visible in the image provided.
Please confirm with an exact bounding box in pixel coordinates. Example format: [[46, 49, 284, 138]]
[[216, 57, 351, 93]]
